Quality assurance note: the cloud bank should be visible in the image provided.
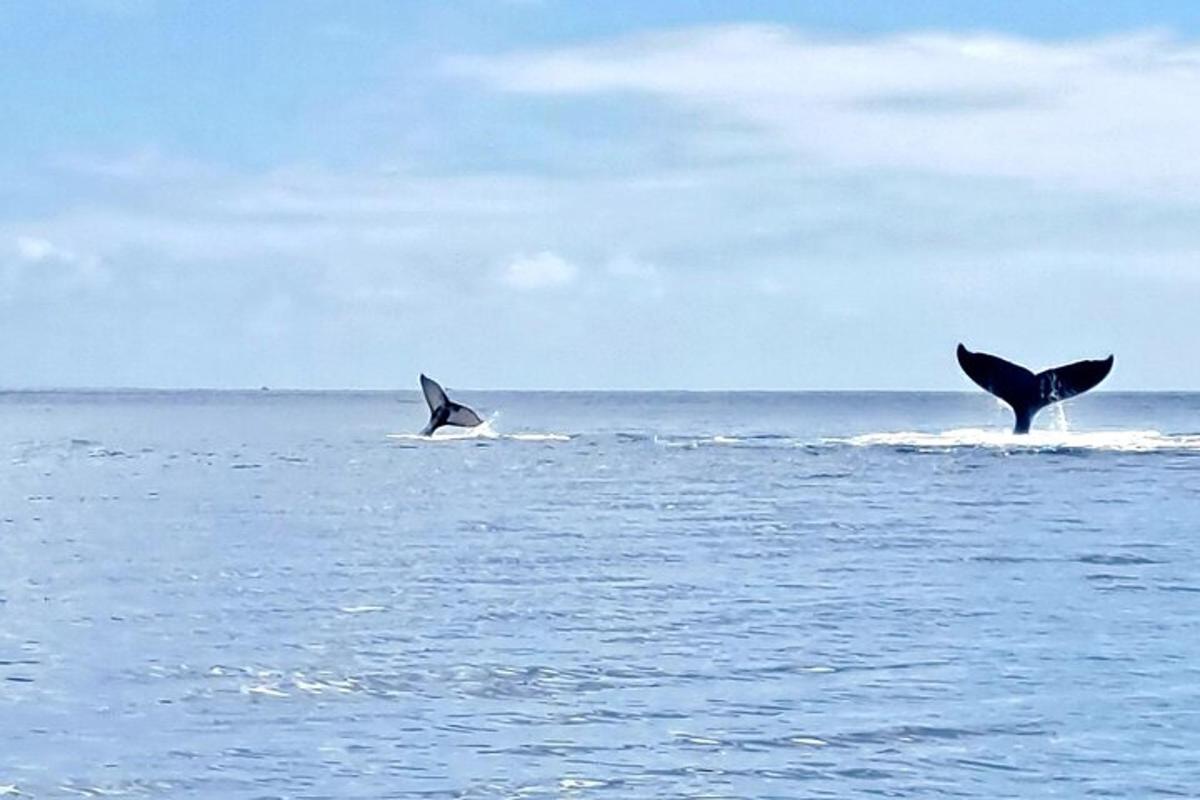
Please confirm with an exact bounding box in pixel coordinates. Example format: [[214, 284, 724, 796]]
[[5, 24, 1200, 388], [454, 25, 1200, 192]]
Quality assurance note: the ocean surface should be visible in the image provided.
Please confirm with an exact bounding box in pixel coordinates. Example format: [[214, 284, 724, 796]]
[[2, 390, 1200, 799]]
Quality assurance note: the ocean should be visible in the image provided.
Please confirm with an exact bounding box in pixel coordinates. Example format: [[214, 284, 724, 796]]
[[2, 390, 1199, 798]]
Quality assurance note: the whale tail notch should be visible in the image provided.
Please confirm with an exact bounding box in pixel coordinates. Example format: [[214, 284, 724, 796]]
[[956, 344, 1113, 434], [419, 374, 484, 436]]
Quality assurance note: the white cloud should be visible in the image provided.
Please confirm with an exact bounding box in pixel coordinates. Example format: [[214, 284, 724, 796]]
[[605, 255, 665, 300], [3, 235, 108, 299], [501, 251, 579, 290], [452, 25, 1200, 192], [11, 235, 103, 277], [15, 236, 58, 263]]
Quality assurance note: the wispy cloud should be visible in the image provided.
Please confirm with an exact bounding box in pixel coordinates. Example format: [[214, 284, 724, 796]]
[[453, 25, 1200, 192]]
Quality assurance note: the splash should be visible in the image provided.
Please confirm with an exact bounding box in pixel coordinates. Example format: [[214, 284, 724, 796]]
[[387, 417, 569, 443], [387, 420, 498, 442], [832, 428, 1200, 453], [1051, 400, 1070, 432]]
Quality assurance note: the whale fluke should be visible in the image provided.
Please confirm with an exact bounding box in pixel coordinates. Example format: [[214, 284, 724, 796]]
[[956, 344, 1113, 434], [419, 374, 484, 436]]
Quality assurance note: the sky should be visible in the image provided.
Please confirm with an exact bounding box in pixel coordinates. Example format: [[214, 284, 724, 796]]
[[3, 0, 1200, 389]]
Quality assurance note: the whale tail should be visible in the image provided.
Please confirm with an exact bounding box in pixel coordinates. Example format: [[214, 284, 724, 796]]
[[419, 374, 484, 436], [956, 344, 1113, 434]]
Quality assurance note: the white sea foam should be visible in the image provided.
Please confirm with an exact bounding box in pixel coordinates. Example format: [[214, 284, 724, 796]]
[[506, 432, 572, 442], [654, 434, 750, 448], [832, 428, 1200, 452], [386, 418, 571, 443]]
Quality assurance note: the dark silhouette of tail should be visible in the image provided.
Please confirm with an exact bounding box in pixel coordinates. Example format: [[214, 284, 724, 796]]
[[956, 344, 1113, 434], [419, 374, 484, 436]]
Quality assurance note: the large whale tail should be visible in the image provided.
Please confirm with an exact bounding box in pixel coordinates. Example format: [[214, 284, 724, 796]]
[[956, 344, 1113, 434], [419, 374, 484, 436]]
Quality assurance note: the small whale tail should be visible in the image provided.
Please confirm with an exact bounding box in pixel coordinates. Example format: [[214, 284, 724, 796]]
[[956, 344, 1113, 434], [419, 374, 484, 436]]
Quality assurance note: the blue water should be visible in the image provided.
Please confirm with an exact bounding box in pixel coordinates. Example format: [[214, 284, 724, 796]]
[[3, 390, 1200, 798]]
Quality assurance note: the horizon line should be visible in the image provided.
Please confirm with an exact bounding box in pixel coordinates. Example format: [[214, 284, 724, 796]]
[[0, 386, 1189, 395]]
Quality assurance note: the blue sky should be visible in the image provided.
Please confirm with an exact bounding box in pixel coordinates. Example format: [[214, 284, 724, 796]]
[[4, 0, 1200, 389]]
